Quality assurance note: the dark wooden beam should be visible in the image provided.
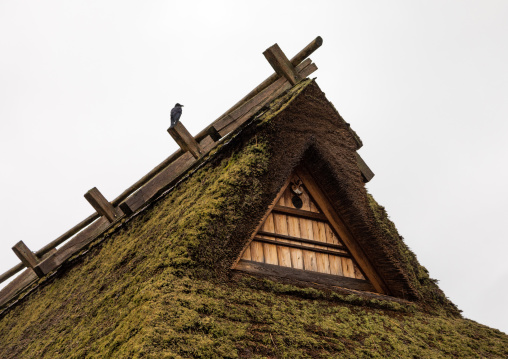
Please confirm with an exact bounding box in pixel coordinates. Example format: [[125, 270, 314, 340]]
[[271, 205, 327, 222], [84, 187, 117, 223], [263, 44, 301, 85], [253, 237, 351, 258], [355, 152, 375, 183], [12, 241, 43, 277], [257, 231, 347, 251], [235, 260, 375, 292], [167, 121, 202, 159], [35, 216, 112, 276]]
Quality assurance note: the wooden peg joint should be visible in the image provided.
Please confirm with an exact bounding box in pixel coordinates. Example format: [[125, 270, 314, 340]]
[[12, 241, 44, 277], [167, 121, 202, 159], [84, 187, 117, 222], [263, 44, 301, 86]]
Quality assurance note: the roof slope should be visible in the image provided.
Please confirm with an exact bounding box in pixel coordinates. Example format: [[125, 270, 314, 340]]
[[0, 80, 507, 358]]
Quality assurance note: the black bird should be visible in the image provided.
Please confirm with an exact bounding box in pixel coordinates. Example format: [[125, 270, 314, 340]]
[[170, 103, 184, 128]]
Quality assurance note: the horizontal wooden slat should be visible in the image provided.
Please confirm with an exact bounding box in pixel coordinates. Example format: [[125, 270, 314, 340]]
[[271, 205, 327, 222], [257, 231, 347, 251], [253, 237, 351, 258], [235, 260, 375, 292]]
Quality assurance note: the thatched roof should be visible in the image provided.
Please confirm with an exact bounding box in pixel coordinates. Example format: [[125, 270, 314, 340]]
[[0, 78, 507, 358]]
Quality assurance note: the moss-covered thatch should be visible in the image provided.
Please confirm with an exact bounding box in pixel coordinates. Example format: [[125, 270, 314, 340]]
[[1, 80, 507, 358]]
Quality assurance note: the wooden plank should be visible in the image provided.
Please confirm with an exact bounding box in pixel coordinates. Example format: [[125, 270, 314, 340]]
[[235, 260, 375, 292], [273, 213, 293, 268], [254, 237, 350, 258], [272, 205, 327, 222], [354, 264, 366, 280], [263, 43, 301, 85], [250, 242, 264, 263], [325, 224, 341, 245], [296, 168, 389, 295], [309, 199, 320, 213], [355, 152, 375, 183], [35, 216, 112, 276], [167, 121, 202, 159], [329, 255, 344, 276], [84, 187, 117, 223], [323, 223, 343, 276], [260, 214, 278, 265], [257, 231, 347, 251], [11, 241, 43, 277], [341, 258, 356, 278], [241, 246, 252, 261]]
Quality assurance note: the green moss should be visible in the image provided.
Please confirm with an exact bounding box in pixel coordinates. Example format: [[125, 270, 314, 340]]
[[257, 78, 313, 125], [367, 193, 460, 316]]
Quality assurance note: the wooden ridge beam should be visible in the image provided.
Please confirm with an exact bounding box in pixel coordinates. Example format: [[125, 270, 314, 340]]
[[167, 121, 202, 159], [235, 260, 375, 292]]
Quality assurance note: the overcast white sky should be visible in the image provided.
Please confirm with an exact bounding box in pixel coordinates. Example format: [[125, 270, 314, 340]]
[[1, 1, 507, 334]]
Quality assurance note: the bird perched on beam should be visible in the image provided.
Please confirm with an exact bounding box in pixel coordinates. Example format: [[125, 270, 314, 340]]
[[170, 103, 184, 128]]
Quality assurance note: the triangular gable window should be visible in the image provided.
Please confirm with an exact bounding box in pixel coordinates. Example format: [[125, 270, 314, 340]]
[[234, 169, 388, 294]]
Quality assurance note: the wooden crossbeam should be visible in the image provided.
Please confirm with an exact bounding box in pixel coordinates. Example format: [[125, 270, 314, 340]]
[[235, 260, 375, 292], [263, 44, 301, 85], [84, 187, 117, 222], [12, 241, 43, 277], [167, 121, 202, 159]]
